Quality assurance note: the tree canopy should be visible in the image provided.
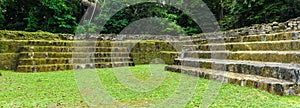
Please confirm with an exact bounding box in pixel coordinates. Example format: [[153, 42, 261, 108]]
[[0, 0, 299, 35]]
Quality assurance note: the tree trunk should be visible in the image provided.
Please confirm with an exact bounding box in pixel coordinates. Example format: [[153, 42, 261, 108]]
[[79, 0, 98, 22], [80, 0, 95, 7]]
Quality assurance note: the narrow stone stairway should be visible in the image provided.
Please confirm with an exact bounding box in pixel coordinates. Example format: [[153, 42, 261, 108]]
[[16, 41, 134, 72], [165, 31, 300, 96]]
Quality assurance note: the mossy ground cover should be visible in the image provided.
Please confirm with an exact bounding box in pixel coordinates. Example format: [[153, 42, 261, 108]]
[[0, 30, 61, 40], [0, 65, 299, 107]]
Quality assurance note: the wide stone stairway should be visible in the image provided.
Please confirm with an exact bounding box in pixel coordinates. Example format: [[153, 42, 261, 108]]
[[16, 41, 134, 72], [165, 31, 300, 96]]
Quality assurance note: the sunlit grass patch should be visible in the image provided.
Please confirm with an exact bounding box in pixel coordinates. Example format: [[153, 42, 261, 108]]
[[0, 65, 300, 107]]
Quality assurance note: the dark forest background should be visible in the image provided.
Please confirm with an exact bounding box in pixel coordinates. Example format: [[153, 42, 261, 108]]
[[0, 0, 299, 35]]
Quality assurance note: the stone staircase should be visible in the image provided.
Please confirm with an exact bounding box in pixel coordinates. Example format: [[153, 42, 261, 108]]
[[16, 41, 134, 72], [165, 31, 300, 96]]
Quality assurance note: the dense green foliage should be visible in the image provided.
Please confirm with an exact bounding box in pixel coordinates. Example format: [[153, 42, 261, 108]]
[[0, 0, 84, 33], [216, 0, 300, 30], [0, 0, 299, 35], [80, 2, 201, 35]]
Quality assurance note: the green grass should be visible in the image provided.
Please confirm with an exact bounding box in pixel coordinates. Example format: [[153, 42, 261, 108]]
[[1, 65, 300, 107]]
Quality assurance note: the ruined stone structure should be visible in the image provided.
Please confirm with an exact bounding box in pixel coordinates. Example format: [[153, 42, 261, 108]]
[[165, 17, 300, 96], [0, 40, 178, 72], [1, 17, 300, 96]]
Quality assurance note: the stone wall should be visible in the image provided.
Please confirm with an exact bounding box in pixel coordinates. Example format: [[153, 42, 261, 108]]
[[129, 41, 179, 65], [0, 30, 62, 40], [62, 17, 300, 40], [1, 16, 299, 71], [0, 40, 179, 71], [193, 17, 300, 38], [0, 54, 18, 70]]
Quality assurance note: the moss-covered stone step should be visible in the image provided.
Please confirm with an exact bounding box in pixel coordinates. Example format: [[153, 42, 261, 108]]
[[239, 32, 296, 42], [18, 57, 133, 65], [0, 30, 62, 40], [0, 41, 28, 53], [182, 37, 238, 45], [160, 51, 181, 65], [27, 40, 112, 47], [165, 65, 299, 96], [190, 31, 299, 41], [25, 40, 147, 47], [0, 53, 18, 70], [19, 52, 131, 58], [20, 46, 129, 52], [183, 31, 300, 45], [16, 62, 135, 72], [174, 58, 300, 83], [183, 51, 300, 63], [183, 40, 300, 51], [0, 40, 178, 53], [0, 40, 131, 47], [0, 40, 112, 53]]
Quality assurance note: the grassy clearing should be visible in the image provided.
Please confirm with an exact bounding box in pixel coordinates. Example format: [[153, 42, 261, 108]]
[[0, 65, 300, 107]]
